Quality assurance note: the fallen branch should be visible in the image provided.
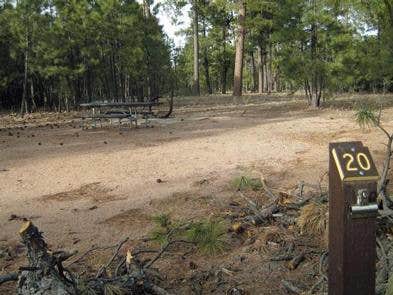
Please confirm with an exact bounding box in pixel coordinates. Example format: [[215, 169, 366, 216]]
[[308, 251, 328, 294], [281, 279, 302, 294], [238, 191, 260, 214], [270, 254, 293, 262], [68, 242, 126, 266], [96, 237, 129, 278], [144, 239, 192, 270], [9, 222, 171, 294], [0, 272, 18, 285], [246, 201, 279, 225], [260, 175, 279, 200], [287, 250, 306, 270]]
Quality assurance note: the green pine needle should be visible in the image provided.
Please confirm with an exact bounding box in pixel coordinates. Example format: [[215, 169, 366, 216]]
[[150, 213, 172, 245], [152, 213, 171, 228], [186, 219, 226, 255], [355, 105, 378, 129]]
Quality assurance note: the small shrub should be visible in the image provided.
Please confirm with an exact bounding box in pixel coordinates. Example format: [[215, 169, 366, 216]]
[[231, 176, 262, 191], [150, 213, 172, 245], [186, 219, 227, 255], [150, 227, 169, 245], [152, 213, 171, 228], [355, 105, 378, 128]]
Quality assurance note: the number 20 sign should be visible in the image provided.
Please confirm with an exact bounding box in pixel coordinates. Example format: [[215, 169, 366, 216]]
[[332, 142, 379, 182]]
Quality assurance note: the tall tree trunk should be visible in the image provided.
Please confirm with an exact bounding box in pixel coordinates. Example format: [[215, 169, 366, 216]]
[[310, 0, 320, 108], [257, 45, 263, 94], [310, 32, 320, 107], [250, 51, 257, 92], [304, 80, 311, 102], [192, 1, 200, 96], [125, 74, 129, 99], [221, 65, 228, 95], [30, 78, 37, 111], [263, 52, 269, 92], [268, 43, 274, 92], [233, 0, 246, 97], [111, 49, 118, 100], [202, 19, 212, 94], [221, 25, 227, 94], [86, 67, 93, 102], [21, 28, 29, 115]]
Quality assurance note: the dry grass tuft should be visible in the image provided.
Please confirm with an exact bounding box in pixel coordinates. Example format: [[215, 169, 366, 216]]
[[297, 202, 328, 238]]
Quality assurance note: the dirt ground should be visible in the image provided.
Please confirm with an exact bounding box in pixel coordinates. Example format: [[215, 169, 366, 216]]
[[1, 93, 393, 294]]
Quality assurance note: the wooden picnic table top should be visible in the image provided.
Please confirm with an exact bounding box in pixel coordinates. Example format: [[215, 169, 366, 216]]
[[80, 101, 161, 108]]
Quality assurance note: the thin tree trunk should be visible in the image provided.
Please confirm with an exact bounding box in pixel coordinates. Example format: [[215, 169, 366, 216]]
[[202, 18, 212, 94], [233, 0, 246, 97], [125, 74, 129, 99], [310, 0, 320, 108], [251, 51, 257, 92], [192, 1, 200, 96], [20, 29, 29, 115], [111, 50, 118, 100], [263, 52, 269, 92], [221, 25, 227, 94], [65, 95, 69, 112], [269, 44, 277, 92], [30, 78, 37, 112], [257, 45, 263, 94], [87, 67, 93, 102], [268, 44, 273, 92]]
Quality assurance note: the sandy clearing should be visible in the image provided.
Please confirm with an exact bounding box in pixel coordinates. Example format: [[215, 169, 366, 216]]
[[0, 97, 392, 250]]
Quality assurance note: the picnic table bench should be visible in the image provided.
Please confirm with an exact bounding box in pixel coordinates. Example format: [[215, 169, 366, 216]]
[[79, 101, 161, 129]]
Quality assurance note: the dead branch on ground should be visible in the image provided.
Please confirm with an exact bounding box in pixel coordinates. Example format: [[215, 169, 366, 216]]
[[1, 221, 174, 295]]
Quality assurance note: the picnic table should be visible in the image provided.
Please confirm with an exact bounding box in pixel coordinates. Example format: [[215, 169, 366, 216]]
[[79, 100, 162, 129]]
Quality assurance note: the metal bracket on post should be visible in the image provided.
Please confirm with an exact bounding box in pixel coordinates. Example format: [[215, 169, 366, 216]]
[[329, 141, 379, 295], [350, 189, 378, 219]]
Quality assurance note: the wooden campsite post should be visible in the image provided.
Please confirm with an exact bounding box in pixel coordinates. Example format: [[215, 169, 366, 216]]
[[329, 141, 379, 295]]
